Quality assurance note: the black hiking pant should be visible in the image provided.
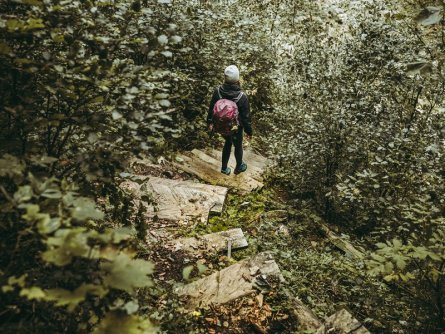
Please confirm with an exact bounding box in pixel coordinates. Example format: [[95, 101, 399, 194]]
[[222, 128, 243, 170]]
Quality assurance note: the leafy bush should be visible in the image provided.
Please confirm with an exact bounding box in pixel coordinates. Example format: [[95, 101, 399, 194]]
[[258, 0, 445, 330], [0, 154, 156, 333], [0, 0, 277, 332]]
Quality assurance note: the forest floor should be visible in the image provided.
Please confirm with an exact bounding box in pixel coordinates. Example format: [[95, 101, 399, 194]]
[[121, 140, 419, 334]]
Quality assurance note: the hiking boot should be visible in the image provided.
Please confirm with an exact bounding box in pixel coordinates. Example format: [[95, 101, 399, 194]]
[[234, 162, 247, 175], [221, 167, 231, 175]]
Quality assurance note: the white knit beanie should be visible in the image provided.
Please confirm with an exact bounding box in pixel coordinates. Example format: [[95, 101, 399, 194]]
[[224, 65, 240, 83]]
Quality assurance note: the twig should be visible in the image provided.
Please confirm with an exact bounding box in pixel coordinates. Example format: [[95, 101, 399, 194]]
[[0, 185, 13, 202]]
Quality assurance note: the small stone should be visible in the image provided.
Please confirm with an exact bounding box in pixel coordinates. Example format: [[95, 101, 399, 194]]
[[256, 293, 264, 307], [223, 321, 229, 328], [250, 266, 260, 276], [277, 225, 290, 236]]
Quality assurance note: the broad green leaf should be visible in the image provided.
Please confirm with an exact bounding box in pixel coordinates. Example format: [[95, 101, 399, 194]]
[[124, 301, 139, 315], [370, 253, 385, 262], [101, 253, 154, 293], [182, 265, 194, 280], [197, 262, 207, 274], [94, 312, 157, 334], [46, 284, 108, 312], [37, 217, 61, 234], [42, 228, 91, 266], [25, 18, 45, 30], [20, 286, 46, 300], [384, 261, 394, 273], [21, 204, 41, 221], [395, 257, 407, 270], [112, 227, 134, 243], [41, 188, 62, 199], [8, 274, 28, 288], [71, 197, 104, 221], [14, 185, 33, 202], [392, 239, 402, 249]]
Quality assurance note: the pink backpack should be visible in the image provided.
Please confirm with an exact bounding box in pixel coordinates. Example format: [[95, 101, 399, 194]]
[[212, 87, 243, 137]]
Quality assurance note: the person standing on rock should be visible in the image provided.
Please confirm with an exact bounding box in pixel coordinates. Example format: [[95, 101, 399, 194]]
[[207, 65, 252, 176]]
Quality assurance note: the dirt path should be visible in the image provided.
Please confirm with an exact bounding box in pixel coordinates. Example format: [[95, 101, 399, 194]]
[[123, 146, 370, 333]]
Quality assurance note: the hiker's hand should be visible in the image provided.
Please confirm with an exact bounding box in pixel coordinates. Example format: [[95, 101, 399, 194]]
[[208, 124, 213, 132], [246, 134, 252, 141]]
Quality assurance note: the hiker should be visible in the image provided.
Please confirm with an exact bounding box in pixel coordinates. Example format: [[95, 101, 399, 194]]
[[207, 65, 252, 176]]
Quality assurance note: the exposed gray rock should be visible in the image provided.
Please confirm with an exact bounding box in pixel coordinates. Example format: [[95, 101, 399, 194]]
[[173, 148, 269, 194], [316, 309, 371, 334], [168, 228, 248, 254], [175, 252, 283, 308], [120, 176, 228, 223]]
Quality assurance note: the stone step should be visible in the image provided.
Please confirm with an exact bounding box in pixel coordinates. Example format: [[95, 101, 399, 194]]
[[316, 309, 370, 334], [173, 148, 268, 193], [168, 228, 248, 254], [120, 176, 228, 223], [207, 148, 269, 182], [175, 252, 283, 308], [281, 287, 323, 331]]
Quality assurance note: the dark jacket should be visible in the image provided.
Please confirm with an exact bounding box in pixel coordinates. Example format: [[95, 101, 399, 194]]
[[207, 83, 252, 136]]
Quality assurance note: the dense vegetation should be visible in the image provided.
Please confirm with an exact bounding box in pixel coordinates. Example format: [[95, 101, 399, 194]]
[[257, 1, 445, 331], [0, 0, 444, 333]]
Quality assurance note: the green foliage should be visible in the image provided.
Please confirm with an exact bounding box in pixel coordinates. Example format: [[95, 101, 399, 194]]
[[367, 216, 445, 326], [101, 253, 154, 294], [0, 155, 155, 332], [0, 0, 278, 331], [182, 265, 194, 281], [2, 0, 443, 332], [256, 0, 445, 331], [93, 311, 157, 334]]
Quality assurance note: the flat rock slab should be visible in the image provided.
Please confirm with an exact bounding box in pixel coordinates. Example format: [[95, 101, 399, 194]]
[[168, 228, 248, 254], [316, 309, 370, 334], [173, 148, 269, 193], [207, 148, 269, 182], [176, 252, 283, 308], [318, 223, 364, 259], [120, 176, 228, 223], [289, 295, 322, 331]]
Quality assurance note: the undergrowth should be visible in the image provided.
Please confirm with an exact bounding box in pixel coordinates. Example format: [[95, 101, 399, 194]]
[[183, 182, 425, 334]]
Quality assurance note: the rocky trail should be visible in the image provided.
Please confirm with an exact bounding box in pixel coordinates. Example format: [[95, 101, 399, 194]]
[[122, 146, 371, 333]]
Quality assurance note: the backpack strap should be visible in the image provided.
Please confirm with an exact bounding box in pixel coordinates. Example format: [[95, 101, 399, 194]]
[[217, 86, 244, 103], [234, 91, 244, 103]]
